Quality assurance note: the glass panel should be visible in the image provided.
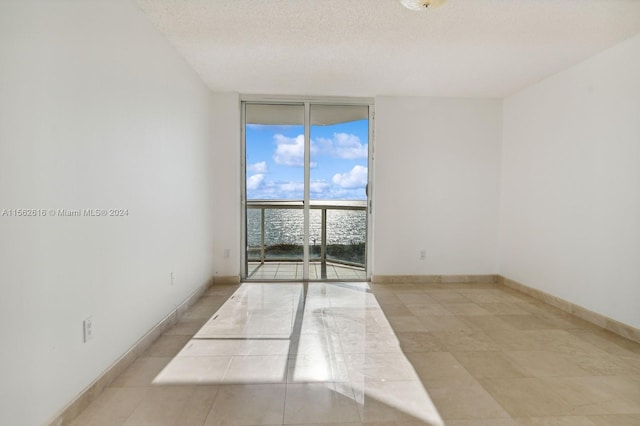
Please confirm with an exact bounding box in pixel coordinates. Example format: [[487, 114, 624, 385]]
[[245, 104, 305, 274], [325, 209, 367, 265], [310, 105, 369, 273], [246, 208, 303, 261]]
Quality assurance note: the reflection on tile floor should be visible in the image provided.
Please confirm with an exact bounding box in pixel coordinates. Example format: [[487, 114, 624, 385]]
[[247, 261, 366, 280], [71, 282, 640, 426]]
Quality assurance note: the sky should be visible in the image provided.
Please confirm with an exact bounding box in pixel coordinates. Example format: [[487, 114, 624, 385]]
[[246, 118, 369, 200]]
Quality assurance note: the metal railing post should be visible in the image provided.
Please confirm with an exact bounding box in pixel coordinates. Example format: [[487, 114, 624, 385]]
[[321, 207, 327, 264], [260, 207, 265, 264]]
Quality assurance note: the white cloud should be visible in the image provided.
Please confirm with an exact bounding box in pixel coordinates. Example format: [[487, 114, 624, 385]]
[[247, 161, 267, 174], [250, 180, 331, 199], [317, 133, 368, 159], [273, 134, 317, 167], [247, 177, 366, 200], [310, 181, 331, 193], [332, 165, 368, 189], [273, 134, 304, 166], [247, 174, 265, 190], [280, 181, 304, 193]]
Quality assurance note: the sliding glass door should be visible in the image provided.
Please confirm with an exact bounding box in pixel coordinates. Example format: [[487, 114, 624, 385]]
[[242, 100, 370, 281]]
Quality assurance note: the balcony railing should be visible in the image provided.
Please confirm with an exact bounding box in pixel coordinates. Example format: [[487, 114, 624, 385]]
[[246, 200, 367, 268]]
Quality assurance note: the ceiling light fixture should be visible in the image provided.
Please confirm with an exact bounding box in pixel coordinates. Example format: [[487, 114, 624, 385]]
[[401, 0, 448, 11]]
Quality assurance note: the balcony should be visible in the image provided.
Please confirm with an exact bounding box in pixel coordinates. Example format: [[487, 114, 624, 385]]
[[246, 200, 367, 280]]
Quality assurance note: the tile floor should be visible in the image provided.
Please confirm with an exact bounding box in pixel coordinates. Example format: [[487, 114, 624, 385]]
[[247, 262, 366, 280], [71, 281, 640, 426]]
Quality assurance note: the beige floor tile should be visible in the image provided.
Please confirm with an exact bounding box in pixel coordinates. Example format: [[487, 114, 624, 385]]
[[205, 285, 239, 297], [291, 332, 343, 355], [373, 293, 402, 304], [196, 295, 230, 307], [568, 329, 640, 357], [452, 351, 526, 379], [339, 308, 394, 323], [387, 315, 429, 332], [503, 351, 592, 377], [180, 338, 292, 357], [445, 420, 518, 426], [378, 303, 414, 317], [70, 387, 149, 426], [440, 303, 492, 316], [123, 386, 217, 426], [405, 352, 475, 381], [478, 303, 532, 315], [498, 315, 559, 330], [424, 378, 511, 420], [111, 357, 172, 387], [617, 354, 640, 374], [488, 374, 640, 417], [345, 353, 417, 381], [223, 355, 288, 383], [482, 377, 576, 416], [568, 352, 640, 376], [182, 299, 223, 320], [395, 293, 438, 306], [537, 311, 598, 331], [455, 290, 504, 304], [432, 329, 498, 352], [458, 315, 514, 333], [164, 318, 208, 336], [487, 329, 602, 354], [396, 332, 444, 353], [204, 384, 286, 425], [152, 356, 231, 385], [541, 376, 640, 415], [588, 414, 640, 425], [514, 417, 597, 425], [419, 315, 474, 332], [287, 353, 350, 383], [424, 291, 472, 304], [284, 383, 360, 424], [371, 284, 420, 292], [339, 333, 403, 354], [142, 335, 192, 357], [351, 380, 445, 424], [406, 304, 452, 316]]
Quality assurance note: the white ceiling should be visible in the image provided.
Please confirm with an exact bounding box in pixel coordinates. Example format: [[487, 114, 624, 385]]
[[136, 0, 640, 98]]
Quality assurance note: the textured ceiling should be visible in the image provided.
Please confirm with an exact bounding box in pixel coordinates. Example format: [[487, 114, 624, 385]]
[[136, 0, 640, 98]]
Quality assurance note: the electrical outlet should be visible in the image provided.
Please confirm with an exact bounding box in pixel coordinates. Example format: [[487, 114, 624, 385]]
[[83, 316, 93, 342], [420, 250, 426, 260], [224, 248, 230, 258]]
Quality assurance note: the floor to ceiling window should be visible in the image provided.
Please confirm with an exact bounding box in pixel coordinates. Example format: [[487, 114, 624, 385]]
[[242, 99, 373, 281]]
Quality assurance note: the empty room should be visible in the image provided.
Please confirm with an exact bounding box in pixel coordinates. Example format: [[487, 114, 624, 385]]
[[1, 0, 639, 425]]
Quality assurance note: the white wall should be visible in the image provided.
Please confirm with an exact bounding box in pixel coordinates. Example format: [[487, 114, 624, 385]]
[[374, 97, 503, 276], [0, 1, 217, 424], [210, 93, 241, 278], [500, 34, 640, 329]]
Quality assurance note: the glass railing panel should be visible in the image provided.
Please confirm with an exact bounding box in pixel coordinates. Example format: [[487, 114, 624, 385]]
[[309, 209, 322, 261], [247, 207, 304, 261], [325, 208, 366, 266], [246, 201, 367, 271]]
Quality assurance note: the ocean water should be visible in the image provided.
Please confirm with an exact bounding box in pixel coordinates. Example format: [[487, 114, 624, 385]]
[[246, 208, 366, 247]]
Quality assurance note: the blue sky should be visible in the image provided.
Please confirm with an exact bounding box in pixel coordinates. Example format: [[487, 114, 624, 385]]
[[246, 119, 369, 200]]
